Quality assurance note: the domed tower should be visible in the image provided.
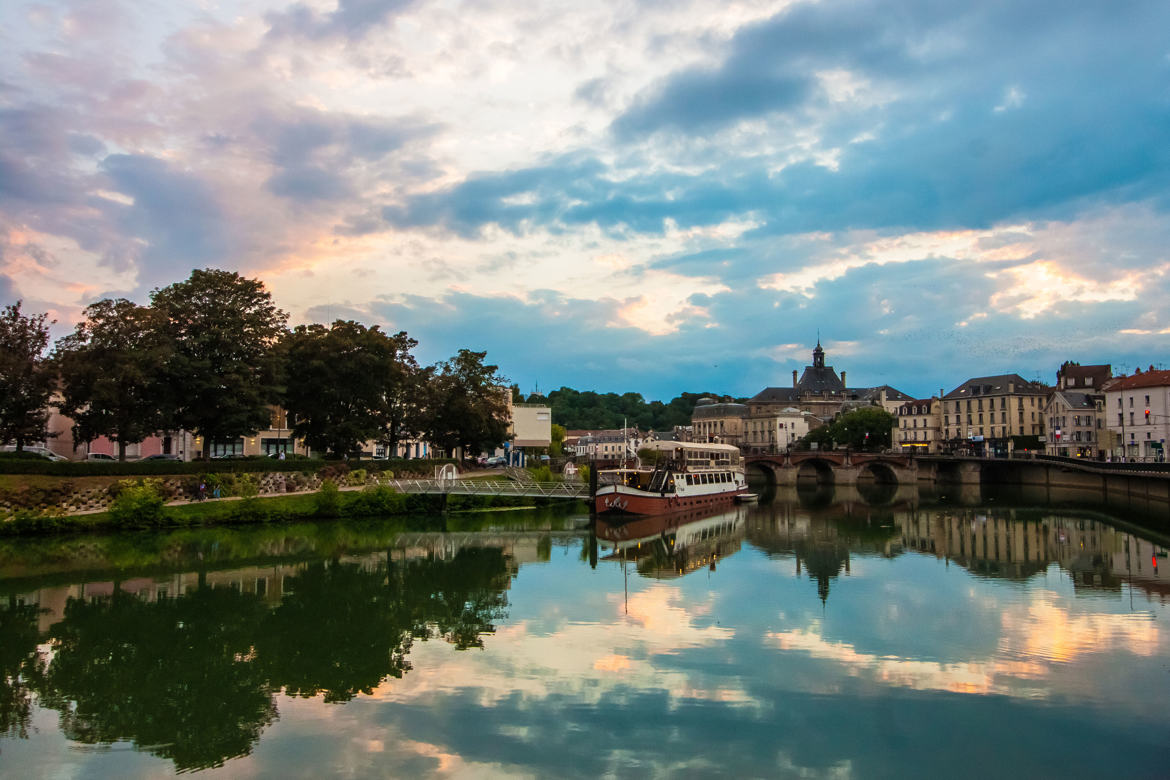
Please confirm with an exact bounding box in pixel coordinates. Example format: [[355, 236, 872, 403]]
[[812, 340, 825, 369]]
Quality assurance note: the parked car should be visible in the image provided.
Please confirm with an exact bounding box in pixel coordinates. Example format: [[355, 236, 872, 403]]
[[0, 445, 67, 461], [484, 455, 506, 467], [87, 453, 117, 461], [141, 454, 181, 461]]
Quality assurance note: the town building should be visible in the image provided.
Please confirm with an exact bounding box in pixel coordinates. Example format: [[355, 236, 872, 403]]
[[576, 428, 644, 466], [746, 342, 912, 434], [1042, 362, 1111, 458], [893, 398, 943, 453], [1103, 366, 1170, 461], [941, 374, 1047, 456], [744, 406, 814, 454], [691, 398, 747, 445]]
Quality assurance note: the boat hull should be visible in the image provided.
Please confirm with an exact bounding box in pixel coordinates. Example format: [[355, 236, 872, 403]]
[[594, 484, 748, 516]]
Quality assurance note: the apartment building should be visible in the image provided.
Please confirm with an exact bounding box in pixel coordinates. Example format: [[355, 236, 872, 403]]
[[941, 374, 1047, 456], [1103, 366, 1170, 461], [893, 398, 943, 453]]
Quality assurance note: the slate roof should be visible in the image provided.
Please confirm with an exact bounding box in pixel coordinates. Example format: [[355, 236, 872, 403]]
[[692, 402, 747, 419], [747, 387, 801, 404], [944, 374, 1046, 398], [852, 385, 913, 403], [1049, 391, 1098, 410], [796, 364, 845, 394]]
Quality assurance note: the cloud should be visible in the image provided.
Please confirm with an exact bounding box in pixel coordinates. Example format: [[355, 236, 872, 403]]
[[264, 0, 421, 42]]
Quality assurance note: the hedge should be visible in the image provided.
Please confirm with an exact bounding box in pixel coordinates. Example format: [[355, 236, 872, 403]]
[[0, 456, 456, 478]]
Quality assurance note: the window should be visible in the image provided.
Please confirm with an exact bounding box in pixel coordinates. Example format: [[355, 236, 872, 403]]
[[210, 438, 244, 457]]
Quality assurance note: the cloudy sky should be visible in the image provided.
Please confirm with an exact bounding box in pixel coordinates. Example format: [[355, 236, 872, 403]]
[[2, 0, 1168, 400]]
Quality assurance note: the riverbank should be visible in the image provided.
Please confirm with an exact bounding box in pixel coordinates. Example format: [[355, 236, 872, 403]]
[[0, 481, 581, 537]]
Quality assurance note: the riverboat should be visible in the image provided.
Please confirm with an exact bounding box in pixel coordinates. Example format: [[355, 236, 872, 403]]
[[593, 441, 748, 515]]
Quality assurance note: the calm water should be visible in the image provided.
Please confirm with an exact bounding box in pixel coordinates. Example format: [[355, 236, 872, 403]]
[[1, 488, 1168, 778]]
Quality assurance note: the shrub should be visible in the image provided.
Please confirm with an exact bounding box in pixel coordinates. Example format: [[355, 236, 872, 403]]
[[528, 465, 553, 483], [347, 468, 368, 487], [109, 480, 168, 528], [313, 479, 341, 517], [578, 465, 591, 485], [346, 485, 406, 516]]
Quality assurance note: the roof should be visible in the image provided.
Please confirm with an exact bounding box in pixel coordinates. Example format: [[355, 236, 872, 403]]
[[1058, 362, 1111, 388], [1048, 391, 1098, 410], [796, 364, 845, 394], [896, 398, 937, 413], [1104, 369, 1170, 391], [692, 402, 747, 419], [853, 385, 913, 402], [644, 440, 741, 453], [748, 387, 800, 404], [944, 374, 1046, 399]]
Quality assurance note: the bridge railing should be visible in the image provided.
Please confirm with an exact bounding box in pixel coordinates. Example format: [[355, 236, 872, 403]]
[[382, 478, 589, 499]]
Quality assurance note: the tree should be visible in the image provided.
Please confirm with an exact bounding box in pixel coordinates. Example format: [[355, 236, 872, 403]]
[[283, 321, 395, 458], [827, 407, 895, 451], [379, 331, 428, 460], [421, 349, 510, 458], [795, 425, 834, 451], [150, 270, 288, 459], [0, 301, 56, 452], [549, 423, 566, 456], [54, 299, 172, 460]]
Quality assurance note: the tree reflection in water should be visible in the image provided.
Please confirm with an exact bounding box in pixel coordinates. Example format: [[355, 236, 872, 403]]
[[0, 599, 44, 741], [28, 548, 512, 772]]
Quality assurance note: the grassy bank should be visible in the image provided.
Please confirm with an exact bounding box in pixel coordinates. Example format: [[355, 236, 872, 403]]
[[1, 481, 581, 537]]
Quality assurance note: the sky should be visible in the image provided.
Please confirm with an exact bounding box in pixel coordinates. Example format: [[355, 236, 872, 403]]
[[1, 0, 1168, 401]]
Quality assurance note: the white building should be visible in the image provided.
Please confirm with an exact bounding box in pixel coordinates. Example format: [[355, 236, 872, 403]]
[[1103, 367, 1170, 461]]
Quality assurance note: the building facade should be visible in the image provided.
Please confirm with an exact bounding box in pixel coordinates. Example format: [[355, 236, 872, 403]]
[[1103, 367, 1170, 461], [941, 374, 1047, 456], [691, 398, 747, 446], [893, 398, 943, 453]]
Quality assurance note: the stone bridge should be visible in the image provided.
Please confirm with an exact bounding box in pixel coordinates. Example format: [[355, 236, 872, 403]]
[[746, 451, 981, 487]]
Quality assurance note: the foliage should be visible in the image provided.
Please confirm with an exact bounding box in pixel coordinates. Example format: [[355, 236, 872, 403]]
[[0, 301, 56, 452], [578, 464, 591, 485], [421, 349, 510, 457], [109, 480, 168, 528], [343, 485, 407, 518], [827, 407, 896, 451], [0, 600, 46, 740], [795, 426, 835, 451], [54, 299, 172, 460], [528, 465, 553, 483], [150, 269, 288, 459], [283, 321, 393, 457], [549, 423, 566, 456], [378, 331, 429, 462], [346, 468, 368, 487], [541, 387, 745, 431], [313, 480, 341, 517], [637, 446, 666, 465]]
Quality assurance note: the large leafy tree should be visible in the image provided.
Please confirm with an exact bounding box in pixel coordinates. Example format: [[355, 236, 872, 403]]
[[827, 406, 896, 451], [421, 349, 510, 458], [283, 320, 397, 458], [379, 330, 429, 459], [0, 301, 56, 451], [54, 299, 172, 460], [150, 269, 288, 459]]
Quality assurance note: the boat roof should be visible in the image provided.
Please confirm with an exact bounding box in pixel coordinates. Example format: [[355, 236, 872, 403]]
[[643, 440, 741, 453]]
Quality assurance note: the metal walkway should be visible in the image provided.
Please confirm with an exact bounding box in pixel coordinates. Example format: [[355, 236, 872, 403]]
[[380, 477, 590, 500]]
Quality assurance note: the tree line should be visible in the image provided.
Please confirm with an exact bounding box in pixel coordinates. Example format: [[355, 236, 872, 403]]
[[0, 268, 510, 460]]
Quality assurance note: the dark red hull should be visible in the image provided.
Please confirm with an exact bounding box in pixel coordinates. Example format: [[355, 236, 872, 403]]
[[593, 485, 747, 516]]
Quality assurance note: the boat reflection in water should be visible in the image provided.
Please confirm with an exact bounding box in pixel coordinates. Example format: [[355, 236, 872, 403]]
[[595, 505, 746, 578]]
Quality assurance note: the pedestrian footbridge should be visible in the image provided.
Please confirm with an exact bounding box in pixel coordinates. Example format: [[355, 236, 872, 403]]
[[380, 476, 590, 500]]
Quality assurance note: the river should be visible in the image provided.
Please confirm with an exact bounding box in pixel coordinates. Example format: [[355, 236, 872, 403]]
[[1, 487, 1167, 778]]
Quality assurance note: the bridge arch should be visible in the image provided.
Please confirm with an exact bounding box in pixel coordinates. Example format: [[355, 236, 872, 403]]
[[796, 458, 835, 485], [857, 461, 898, 485]]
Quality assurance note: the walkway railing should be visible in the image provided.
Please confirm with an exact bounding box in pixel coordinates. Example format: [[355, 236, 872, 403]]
[[381, 477, 590, 500]]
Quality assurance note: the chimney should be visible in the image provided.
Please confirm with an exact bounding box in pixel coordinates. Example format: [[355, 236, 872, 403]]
[[940, 388, 944, 399], [841, 371, 847, 387], [792, 369, 798, 388]]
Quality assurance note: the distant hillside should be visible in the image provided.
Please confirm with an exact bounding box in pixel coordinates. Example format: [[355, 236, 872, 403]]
[[518, 387, 744, 431]]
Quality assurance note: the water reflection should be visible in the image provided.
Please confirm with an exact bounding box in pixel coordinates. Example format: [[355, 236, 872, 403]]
[[0, 495, 1167, 777]]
